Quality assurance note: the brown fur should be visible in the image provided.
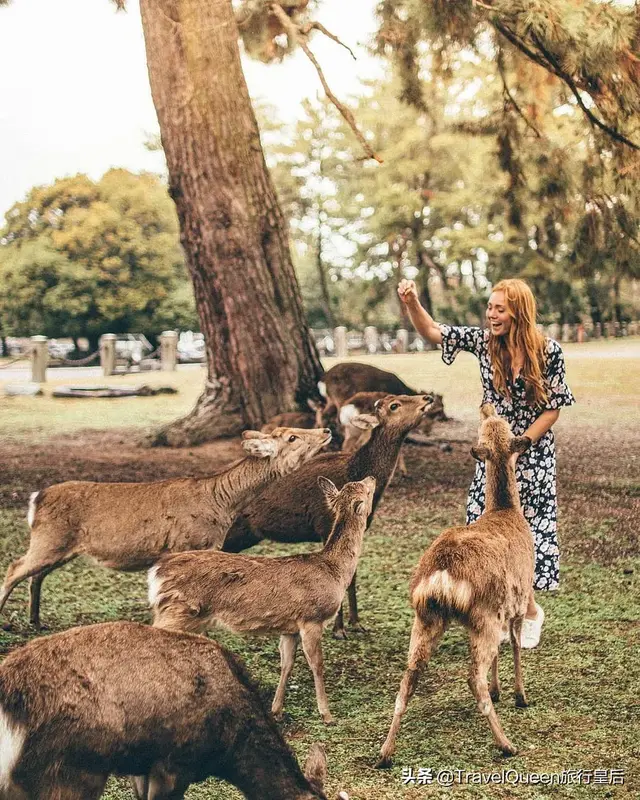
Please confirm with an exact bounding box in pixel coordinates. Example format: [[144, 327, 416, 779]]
[[339, 391, 446, 477], [222, 394, 434, 636], [0, 427, 331, 629], [319, 362, 447, 429], [150, 478, 375, 725], [0, 621, 345, 799], [261, 403, 342, 450], [378, 405, 535, 763]]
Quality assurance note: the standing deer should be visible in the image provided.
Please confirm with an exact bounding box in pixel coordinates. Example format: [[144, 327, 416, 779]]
[[222, 394, 434, 637], [0, 426, 331, 628], [0, 621, 349, 799], [150, 477, 375, 724], [378, 404, 534, 764]]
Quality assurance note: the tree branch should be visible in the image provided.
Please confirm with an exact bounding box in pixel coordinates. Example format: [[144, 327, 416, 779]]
[[529, 31, 640, 151], [491, 20, 640, 151], [300, 21, 357, 61], [270, 4, 383, 163], [496, 48, 543, 139]]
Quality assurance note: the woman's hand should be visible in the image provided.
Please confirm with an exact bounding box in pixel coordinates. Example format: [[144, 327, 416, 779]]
[[398, 279, 419, 308], [396, 279, 443, 345]]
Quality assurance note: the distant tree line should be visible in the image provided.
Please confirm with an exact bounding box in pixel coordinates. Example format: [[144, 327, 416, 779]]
[[0, 170, 197, 351]]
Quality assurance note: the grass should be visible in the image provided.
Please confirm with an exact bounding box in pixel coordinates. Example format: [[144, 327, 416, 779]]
[[1, 339, 639, 798]]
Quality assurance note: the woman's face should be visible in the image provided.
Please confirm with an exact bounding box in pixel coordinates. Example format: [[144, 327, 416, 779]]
[[486, 290, 513, 336]]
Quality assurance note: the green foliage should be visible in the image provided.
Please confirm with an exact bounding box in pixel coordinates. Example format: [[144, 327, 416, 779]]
[[0, 170, 197, 343]]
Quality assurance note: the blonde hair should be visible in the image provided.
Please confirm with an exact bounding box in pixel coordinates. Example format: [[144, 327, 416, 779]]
[[487, 279, 548, 408]]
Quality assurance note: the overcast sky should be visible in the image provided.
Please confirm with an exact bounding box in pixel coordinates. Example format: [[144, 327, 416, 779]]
[[0, 0, 381, 218]]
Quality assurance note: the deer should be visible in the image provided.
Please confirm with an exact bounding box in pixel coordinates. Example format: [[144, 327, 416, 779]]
[[261, 400, 342, 449], [0, 621, 349, 799], [339, 391, 446, 477], [378, 404, 535, 765], [150, 477, 375, 725], [222, 394, 434, 638], [319, 362, 447, 450], [0, 426, 331, 629]]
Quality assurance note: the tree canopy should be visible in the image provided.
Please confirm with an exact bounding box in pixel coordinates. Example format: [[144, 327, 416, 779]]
[[0, 169, 196, 346]]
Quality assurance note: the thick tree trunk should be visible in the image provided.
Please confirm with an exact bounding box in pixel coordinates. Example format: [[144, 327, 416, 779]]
[[139, 0, 323, 446]]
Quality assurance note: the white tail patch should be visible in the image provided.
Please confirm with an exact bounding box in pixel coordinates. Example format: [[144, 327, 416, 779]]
[[339, 404, 358, 426], [0, 706, 25, 791], [317, 381, 327, 398], [27, 491, 39, 528], [413, 570, 473, 613], [147, 565, 163, 607]]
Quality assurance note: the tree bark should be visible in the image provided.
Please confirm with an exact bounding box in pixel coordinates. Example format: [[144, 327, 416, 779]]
[[139, 0, 323, 446]]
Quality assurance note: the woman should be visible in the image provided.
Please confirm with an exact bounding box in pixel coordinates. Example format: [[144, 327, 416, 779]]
[[398, 277, 575, 648]]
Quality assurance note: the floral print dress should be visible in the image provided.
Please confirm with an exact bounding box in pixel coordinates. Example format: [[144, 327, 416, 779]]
[[439, 325, 575, 591]]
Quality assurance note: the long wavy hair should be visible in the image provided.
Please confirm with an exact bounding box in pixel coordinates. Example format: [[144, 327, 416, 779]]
[[487, 278, 548, 408]]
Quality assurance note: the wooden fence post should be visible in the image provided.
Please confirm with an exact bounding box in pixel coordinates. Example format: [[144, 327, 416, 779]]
[[160, 330, 178, 371], [334, 327, 347, 358], [100, 334, 117, 377], [364, 326, 379, 354], [31, 336, 48, 383], [396, 329, 408, 353]]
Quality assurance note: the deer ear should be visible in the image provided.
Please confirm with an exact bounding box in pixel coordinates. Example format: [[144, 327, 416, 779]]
[[317, 476, 339, 503], [242, 430, 269, 440], [510, 435, 532, 455], [480, 403, 496, 419], [303, 743, 327, 792], [350, 413, 379, 431], [242, 437, 277, 458], [471, 445, 489, 462]]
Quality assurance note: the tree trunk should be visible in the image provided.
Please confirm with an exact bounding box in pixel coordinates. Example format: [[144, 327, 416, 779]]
[[139, 0, 323, 447]]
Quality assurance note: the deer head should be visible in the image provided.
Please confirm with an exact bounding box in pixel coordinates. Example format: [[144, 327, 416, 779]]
[[349, 394, 434, 436], [470, 404, 531, 463], [242, 426, 332, 473]]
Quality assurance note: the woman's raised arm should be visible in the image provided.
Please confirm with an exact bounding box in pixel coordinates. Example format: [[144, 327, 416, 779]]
[[397, 279, 443, 345]]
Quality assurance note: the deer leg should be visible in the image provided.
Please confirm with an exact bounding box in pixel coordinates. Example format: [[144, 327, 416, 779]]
[[397, 449, 408, 478], [129, 776, 149, 800], [300, 623, 334, 725], [28, 566, 58, 629], [272, 634, 299, 719], [378, 613, 447, 768], [332, 603, 347, 639], [347, 571, 366, 632], [468, 622, 517, 756], [510, 616, 529, 708], [0, 545, 70, 622], [489, 653, 500, 702]]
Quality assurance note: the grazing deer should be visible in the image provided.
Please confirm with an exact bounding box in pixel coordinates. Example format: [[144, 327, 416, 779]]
[[0, 427, 331, 629], [222, 394, 433, 637], [378, 404, 534, 763], [0, 621, 349, 799], [150, 477, 375, 724]]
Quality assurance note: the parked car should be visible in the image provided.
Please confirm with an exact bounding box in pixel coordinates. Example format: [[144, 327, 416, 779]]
[[115, 334, 153, 364]]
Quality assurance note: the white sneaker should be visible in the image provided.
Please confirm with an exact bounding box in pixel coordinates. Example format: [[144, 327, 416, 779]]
[[520, 603, 545, 649]]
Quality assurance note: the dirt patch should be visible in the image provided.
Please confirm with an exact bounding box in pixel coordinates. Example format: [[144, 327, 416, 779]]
[[0, 418, 637, 566], [0, 428, 243, 510]]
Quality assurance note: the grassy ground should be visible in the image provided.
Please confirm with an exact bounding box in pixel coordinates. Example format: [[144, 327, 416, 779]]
[[1, 340, 638, 798]]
